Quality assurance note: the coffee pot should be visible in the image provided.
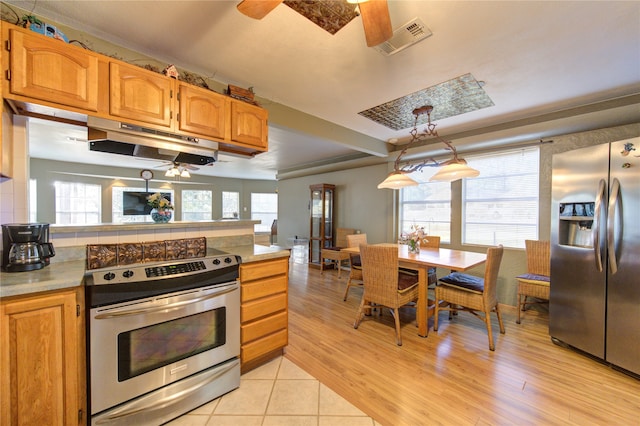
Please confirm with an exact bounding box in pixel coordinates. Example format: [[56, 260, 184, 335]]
[[1, 223, 55, 272]]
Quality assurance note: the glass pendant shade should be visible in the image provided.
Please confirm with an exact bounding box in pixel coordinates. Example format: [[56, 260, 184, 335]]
[[429, 162, 480, 182], [376, 105, 481, 189], [377, 171, 419, 189], [180, 169, 191, 178]]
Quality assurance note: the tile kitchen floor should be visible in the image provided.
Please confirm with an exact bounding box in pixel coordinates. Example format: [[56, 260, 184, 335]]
[[165, 356, 380, 426]]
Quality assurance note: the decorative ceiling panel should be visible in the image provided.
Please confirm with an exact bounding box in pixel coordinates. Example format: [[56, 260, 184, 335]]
[[284, 0, 358, 35], [358, 73, 495, 130]]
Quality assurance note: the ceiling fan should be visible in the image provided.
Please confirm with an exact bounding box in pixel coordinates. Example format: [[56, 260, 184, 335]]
[[154, 161, 201, 178], [237, 0, 392, 47]]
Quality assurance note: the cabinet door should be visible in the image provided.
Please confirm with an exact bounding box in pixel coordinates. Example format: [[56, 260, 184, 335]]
[[9, 29, 99, 111], [230, 100, 268, 150], [109, 61, 173, 127], [1, 289, 80, 425], [178, 83, 227, 139]]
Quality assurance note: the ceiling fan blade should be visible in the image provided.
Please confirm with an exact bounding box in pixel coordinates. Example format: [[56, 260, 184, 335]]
[[358, 0, 392, 47], [237, 0, 283, 19]]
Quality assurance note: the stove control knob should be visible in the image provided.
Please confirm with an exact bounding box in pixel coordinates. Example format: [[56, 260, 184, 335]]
[[224, 257, 233, 263], [123, 270, 134, 278], [103, 272, 116, 281], [212, 258, 221, 265]]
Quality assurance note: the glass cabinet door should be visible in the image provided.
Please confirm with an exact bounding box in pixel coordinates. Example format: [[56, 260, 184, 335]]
[[309, 184, 335, 266]]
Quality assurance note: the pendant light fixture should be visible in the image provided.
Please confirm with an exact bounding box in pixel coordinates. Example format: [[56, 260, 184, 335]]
[[377, 105, 479, 189]]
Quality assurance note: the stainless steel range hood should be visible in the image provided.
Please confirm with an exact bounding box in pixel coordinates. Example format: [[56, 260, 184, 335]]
[[87, 116, 218, 165]]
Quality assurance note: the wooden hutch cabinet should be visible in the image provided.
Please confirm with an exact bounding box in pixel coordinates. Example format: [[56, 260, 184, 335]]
[[308, 183, 335, 267]]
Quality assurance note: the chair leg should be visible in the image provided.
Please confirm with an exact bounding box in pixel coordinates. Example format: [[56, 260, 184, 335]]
[[485, 310, 495, 351], [392, 307, 402, 346], [496, 304, 505, 334], [516, 293, 522, 324], [354, 297, 366, 329], [343, 279, 351, 301], [434, 297, 440, 331]]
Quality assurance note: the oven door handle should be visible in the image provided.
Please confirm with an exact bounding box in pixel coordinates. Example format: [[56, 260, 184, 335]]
[[94, 284, 237, 319], [94, 359, 240, 424]]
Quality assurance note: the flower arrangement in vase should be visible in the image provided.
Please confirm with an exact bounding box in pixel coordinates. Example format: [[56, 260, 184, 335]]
[[400, 224, 429, 254], [147, 193, 174, 223]]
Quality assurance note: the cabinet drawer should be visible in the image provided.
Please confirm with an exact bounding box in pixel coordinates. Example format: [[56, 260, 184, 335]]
[[241, 329, 288, 364], [242, 293, 287, 322], [242, 311, 287, 344], [240, 258, 288, 282], [242, 275, 287, 302]]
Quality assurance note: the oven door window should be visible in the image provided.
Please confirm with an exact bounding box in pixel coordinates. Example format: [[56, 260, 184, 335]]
[[117, 307, 226, 381]]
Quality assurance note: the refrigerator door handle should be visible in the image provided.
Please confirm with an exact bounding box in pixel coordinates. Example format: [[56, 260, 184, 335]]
[[607, 178, 620, 274], [593, 179, 606, 272]]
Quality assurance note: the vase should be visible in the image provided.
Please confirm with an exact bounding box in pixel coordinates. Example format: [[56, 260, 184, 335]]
[[150, 208, 172, 223], [408, 240, 420, 254]]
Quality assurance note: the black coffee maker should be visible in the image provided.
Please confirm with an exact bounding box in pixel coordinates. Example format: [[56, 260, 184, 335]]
[[1, 223, 55, 272]]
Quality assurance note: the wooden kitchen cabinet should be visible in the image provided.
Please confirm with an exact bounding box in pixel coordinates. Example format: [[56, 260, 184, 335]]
[[240, 257, 289, 372], [1, 100, 12, 179], [5, 28, 100, 112], [177, 83, 227, 140], [1, 22, 269, 156], [230, 99, 268, 150], [0, 287, 85, 425], [309, 183, 335, 267], [109, 61, 173, 127]]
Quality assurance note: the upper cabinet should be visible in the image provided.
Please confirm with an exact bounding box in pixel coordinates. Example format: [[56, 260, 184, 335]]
[[2, 23, 268, 155], [109, 61, 172, 127], [6, 28, 100, 112], [230, 99, 268, 150], [177, 83, 227, 140]]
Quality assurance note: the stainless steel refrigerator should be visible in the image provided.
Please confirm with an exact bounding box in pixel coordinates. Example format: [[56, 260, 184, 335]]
[[550, 138, 640, 377]]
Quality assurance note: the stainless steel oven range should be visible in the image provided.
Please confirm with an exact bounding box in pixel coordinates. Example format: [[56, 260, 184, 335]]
[[85, 251, 241, 425]]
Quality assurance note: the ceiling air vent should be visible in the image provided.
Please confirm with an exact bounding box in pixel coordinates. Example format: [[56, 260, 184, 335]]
[[374, 18, 432, 56]]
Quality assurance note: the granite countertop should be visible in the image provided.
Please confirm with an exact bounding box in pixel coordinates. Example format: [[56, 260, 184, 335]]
[[0, 245, 289, 299]]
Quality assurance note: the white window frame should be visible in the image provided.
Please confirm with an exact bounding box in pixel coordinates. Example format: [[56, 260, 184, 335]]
[[399, 175, 452, 244], [251, 192, 278, 233], [54, 181, 102, 225], [222, 191, 240, 219], [182, 189, 212, 221], [462, 147, 540, 249]]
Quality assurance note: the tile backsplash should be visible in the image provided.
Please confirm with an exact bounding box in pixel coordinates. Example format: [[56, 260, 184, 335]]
[[86, 237, 207, 269]]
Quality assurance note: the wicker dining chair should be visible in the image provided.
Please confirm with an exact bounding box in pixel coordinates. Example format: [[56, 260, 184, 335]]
[[343, 233, 367, 301], [320, 228, 354, 278], [434, 245, 505, 351], [397, 235, 441, 288], [516, 240, 550, 324], [354, 244, 420, 346]]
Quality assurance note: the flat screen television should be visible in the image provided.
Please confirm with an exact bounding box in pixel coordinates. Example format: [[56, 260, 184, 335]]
[[123, 192, 172, 215]]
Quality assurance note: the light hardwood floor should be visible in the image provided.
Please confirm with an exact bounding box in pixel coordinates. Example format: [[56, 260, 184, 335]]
[[284, 262, 640, 426]]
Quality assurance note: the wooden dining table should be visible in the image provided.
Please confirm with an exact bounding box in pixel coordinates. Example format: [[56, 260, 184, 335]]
[[343, 243, 487, 337]]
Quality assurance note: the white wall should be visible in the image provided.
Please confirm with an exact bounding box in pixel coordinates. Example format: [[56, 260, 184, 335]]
[[276, 163, 393, 245]]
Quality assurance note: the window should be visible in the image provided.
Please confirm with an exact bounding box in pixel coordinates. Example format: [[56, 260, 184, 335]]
[[222, 191, 239, 219], [182, 190, 212, 221], [399, 178, 452, 243], [112, 187, 174, 223], [463, 147, 539, 248], [251, 193, 277, 233], [54, 181, 101, 224]]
